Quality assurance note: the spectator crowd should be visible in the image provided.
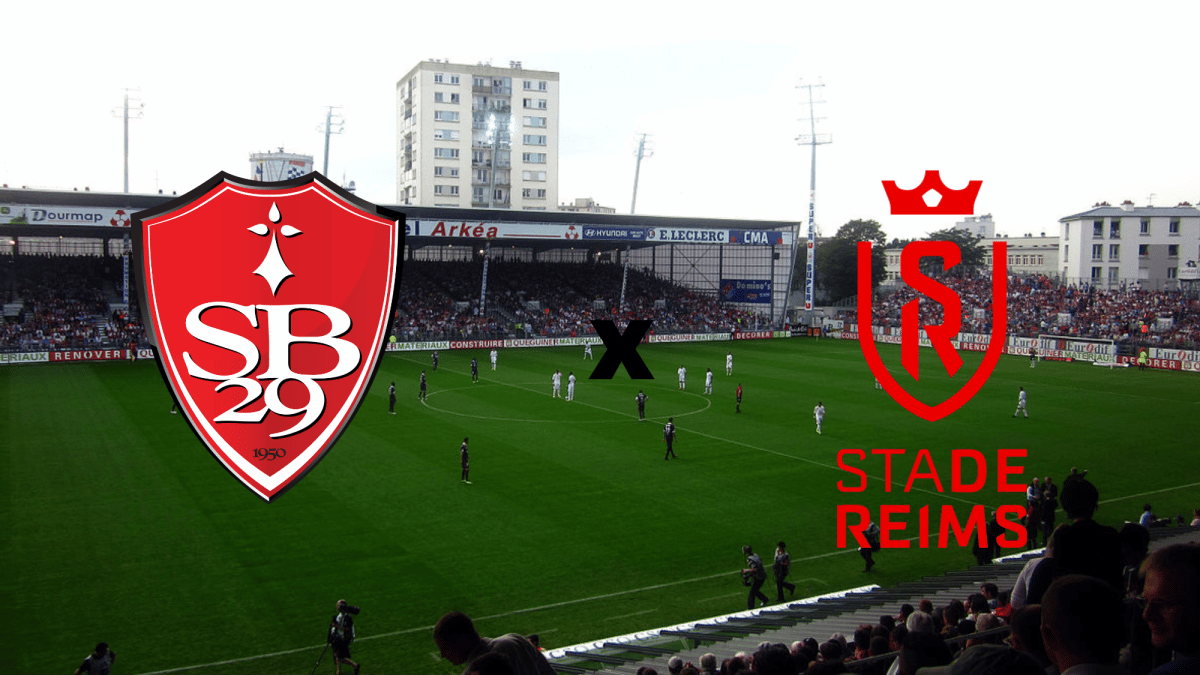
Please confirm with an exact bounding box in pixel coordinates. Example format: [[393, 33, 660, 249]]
[[848, 272, 1200, 350]]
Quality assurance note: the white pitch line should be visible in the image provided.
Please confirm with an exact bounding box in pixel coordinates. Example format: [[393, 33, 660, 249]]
[[604, 609, 657, 621], [398, 355, 983, 507], [697, 593, 743, 604], [1099, 481, 1200, 505], [132, 644, 331, 675]]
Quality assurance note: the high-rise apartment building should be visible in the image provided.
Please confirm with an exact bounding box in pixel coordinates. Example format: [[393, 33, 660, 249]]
[[396, 60, 559, 210]]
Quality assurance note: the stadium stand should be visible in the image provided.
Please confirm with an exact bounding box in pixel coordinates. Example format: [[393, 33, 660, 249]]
[[372, 259, 758, 341], [0, 254, 138, 349], [0, 254, 761, 349], [3, 255, 1196, 352]]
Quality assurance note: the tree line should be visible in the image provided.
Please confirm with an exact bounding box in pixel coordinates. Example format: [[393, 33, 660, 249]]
[[801, 219, 987, 303]]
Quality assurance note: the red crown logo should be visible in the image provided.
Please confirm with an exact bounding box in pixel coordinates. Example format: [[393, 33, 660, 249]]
[[882, 170, 982, 215]]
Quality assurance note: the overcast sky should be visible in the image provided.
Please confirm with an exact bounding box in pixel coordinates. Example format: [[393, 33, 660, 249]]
[[4, 1, 1198, 241]]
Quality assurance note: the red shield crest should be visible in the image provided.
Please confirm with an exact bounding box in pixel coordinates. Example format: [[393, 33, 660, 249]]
[[132, 172, 403, 500], [857, 240, 1007, 422]]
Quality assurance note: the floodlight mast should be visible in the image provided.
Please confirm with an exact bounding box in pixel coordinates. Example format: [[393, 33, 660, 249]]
[[619, 244, 632, 312], [630, 133, 654, 215], [317, 106, 345, 176], [112, 89, 143, 193], [793, 81, 831, 331]]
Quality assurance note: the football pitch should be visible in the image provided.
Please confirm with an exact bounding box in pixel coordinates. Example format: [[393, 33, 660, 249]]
[[3, 338, 1198, 675]]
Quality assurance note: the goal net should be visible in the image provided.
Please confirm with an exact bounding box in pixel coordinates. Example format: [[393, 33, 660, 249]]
[[1035, 334, 1119, 365]]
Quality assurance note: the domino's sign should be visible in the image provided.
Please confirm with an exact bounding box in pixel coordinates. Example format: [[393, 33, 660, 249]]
[[721, 279, 772, 304]]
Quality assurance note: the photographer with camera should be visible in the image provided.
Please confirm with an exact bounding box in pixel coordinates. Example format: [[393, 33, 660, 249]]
[[741, 545, 769, 609], [329, 600, 360, 675]]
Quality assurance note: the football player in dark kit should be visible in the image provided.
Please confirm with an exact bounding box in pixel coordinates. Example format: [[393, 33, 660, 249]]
[[389, 381, 396, 413], [741, 545, 769, 609], [774, 541, 796, 602], [432, 350, 439, 370], [736, 383, 743, 413], [859, 520, 881, 572], [419, 371, 427, 401], [461, 437, 471, 484], [471, 357, 479, 382], [663, 417, 677, 459], [635, 390, 648, 421]]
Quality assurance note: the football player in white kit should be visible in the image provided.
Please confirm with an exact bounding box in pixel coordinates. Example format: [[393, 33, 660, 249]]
[[1013, 386, 1029, 418], [677, 365, 687, 390], [490, 349, 498, 370], [814, 401, 826, 434], [704, 368, 714, 395], [552, 370, 562, 398], [567, 371, 576, 401], [726, 351, 733, 376], [584, 343, 593, 359]]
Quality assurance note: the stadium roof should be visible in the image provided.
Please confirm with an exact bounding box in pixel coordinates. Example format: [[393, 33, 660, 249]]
[[0, 186, 798, 252]]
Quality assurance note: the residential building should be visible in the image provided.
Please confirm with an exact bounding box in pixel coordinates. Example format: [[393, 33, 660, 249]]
[[882, 215, 1060, 283], [396, 60, 559, 210], [1059, 201, 1200, 291], [955, 214, 996, 239], [987, 233, 1059, 277]]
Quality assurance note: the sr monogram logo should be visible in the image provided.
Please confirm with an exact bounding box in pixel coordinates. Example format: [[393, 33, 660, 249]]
[[861, 172, 1006, 422], [133, 172, 403, 500]]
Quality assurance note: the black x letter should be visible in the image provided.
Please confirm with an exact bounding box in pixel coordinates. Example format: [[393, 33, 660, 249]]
[[589, 320, 653, 379]]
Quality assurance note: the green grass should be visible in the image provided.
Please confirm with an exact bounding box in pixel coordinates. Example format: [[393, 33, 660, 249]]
[[3, 338, 1198, 675]]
